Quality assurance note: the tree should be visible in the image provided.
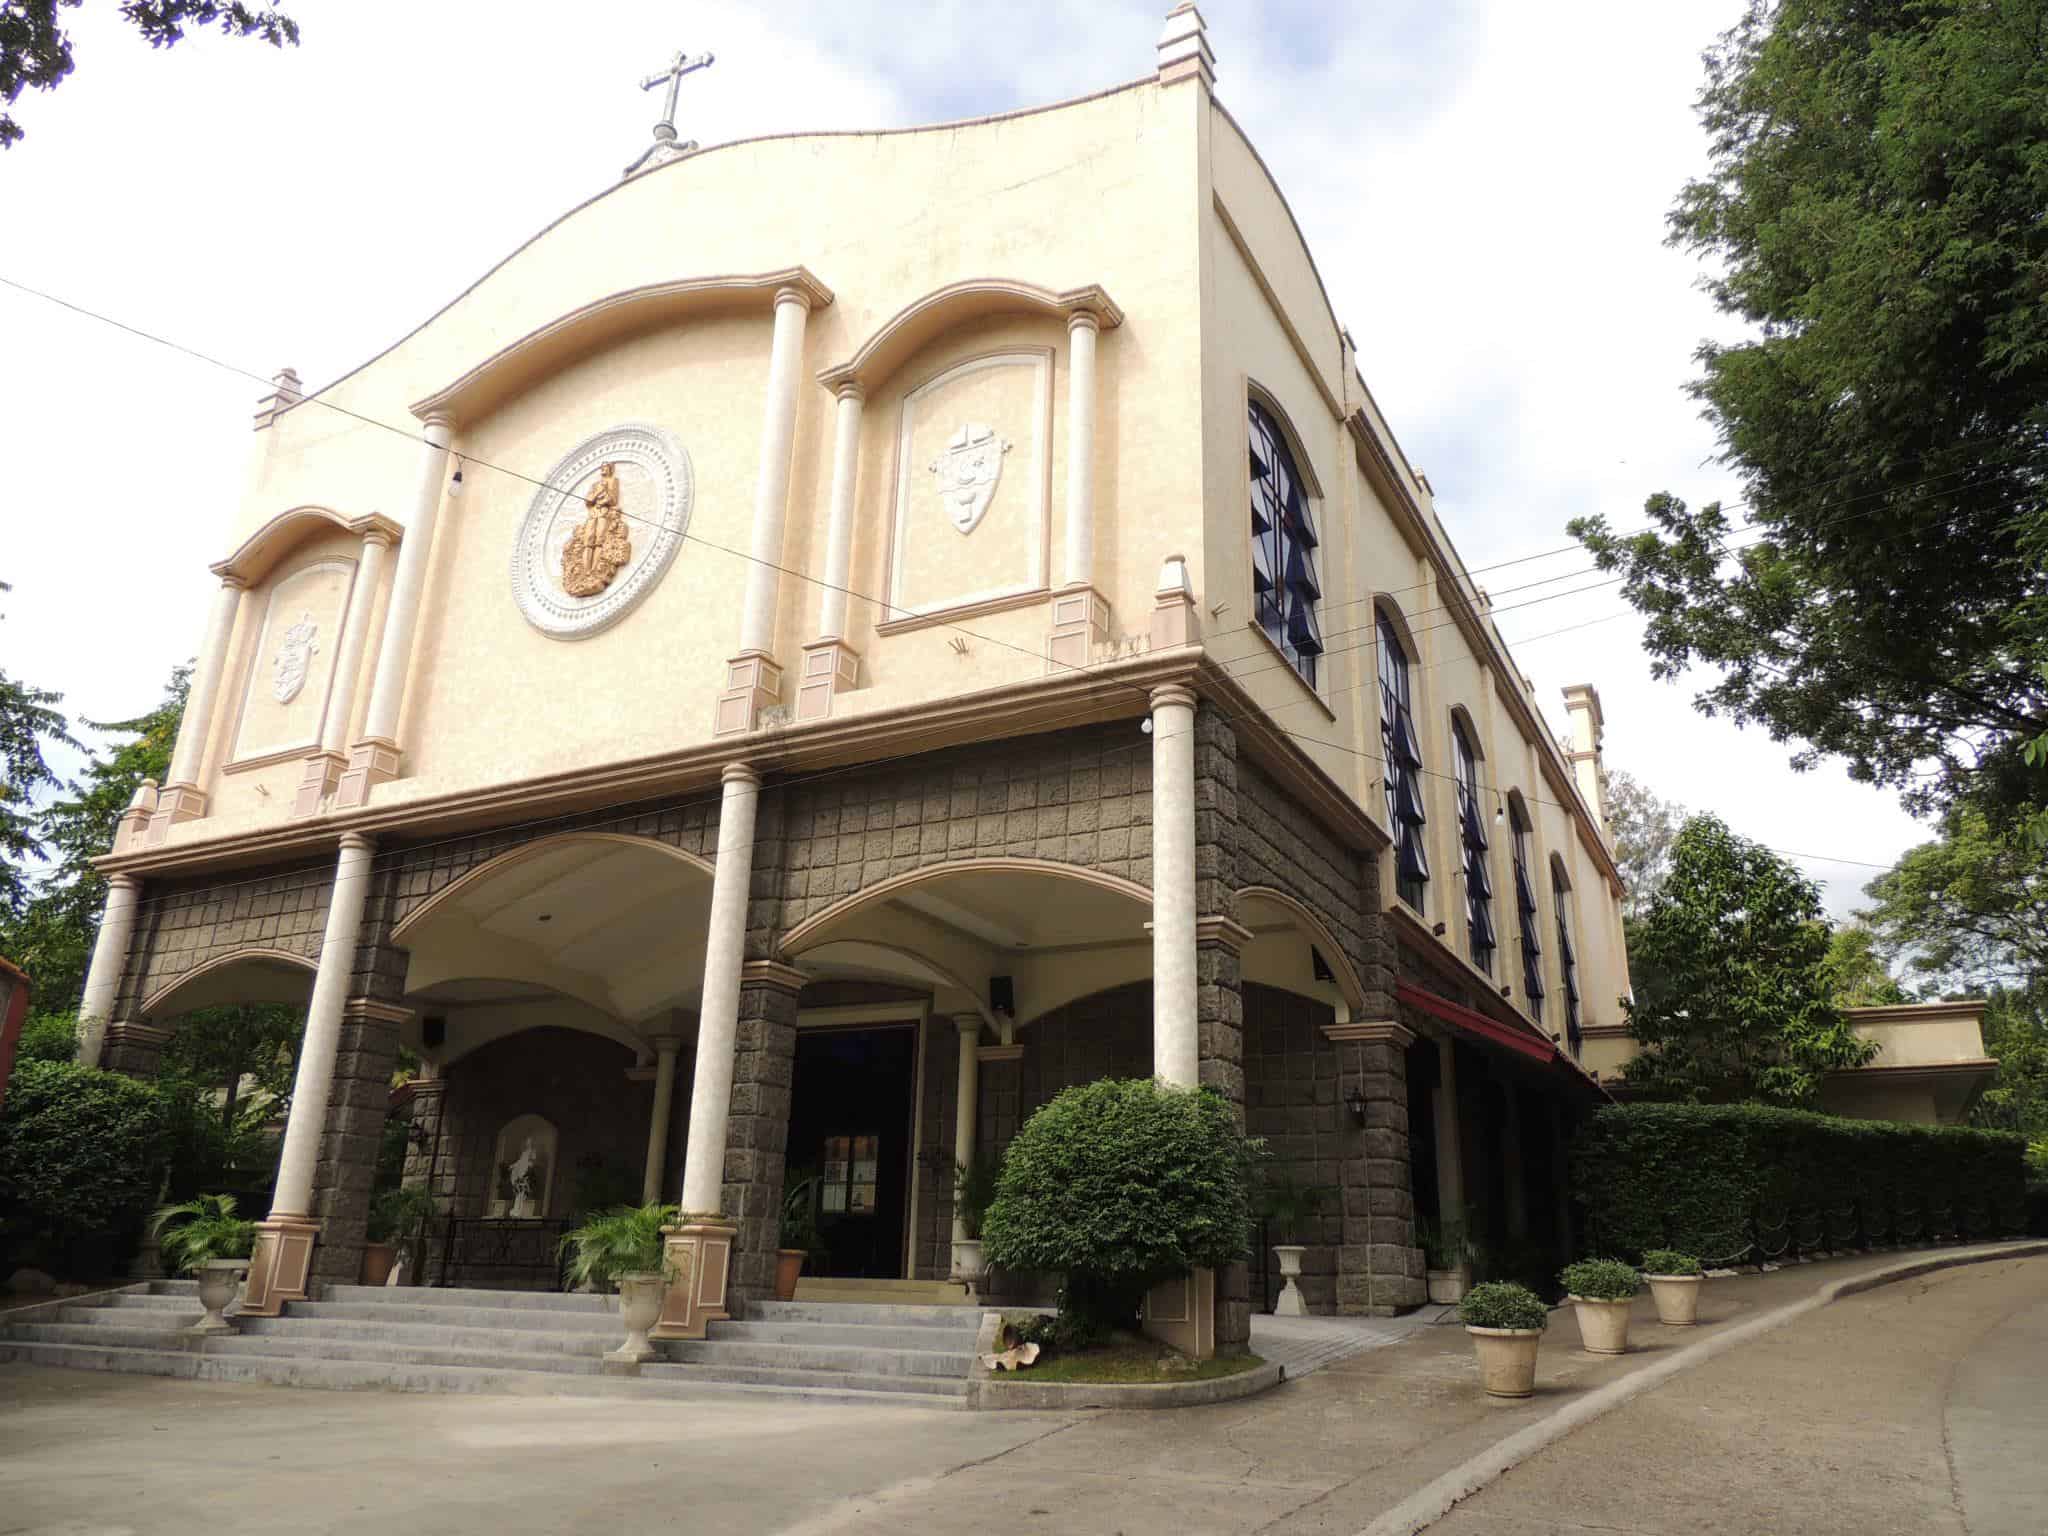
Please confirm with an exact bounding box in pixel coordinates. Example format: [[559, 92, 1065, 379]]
[[1571, 0, 2048, 834], [1972, 984, 2048, 1138], [1857, 806, 2048, 993], [0, 584, 78, 924], [1821, 923, 1907, 1008], [1605, 770, 1687, 921], [2, 0, 298, 148], [1623, 815, 1875, 1106], [0, 664, 185, 1007]]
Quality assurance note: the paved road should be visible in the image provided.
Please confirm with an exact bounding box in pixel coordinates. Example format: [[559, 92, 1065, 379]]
[[1431, 1256, 2048, 1536]]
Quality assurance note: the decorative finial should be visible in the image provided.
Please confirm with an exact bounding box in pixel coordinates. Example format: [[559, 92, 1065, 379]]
[[1157, 4, 1214, 88], [624, 48, 715, 178], [252, 366, 303, 431]]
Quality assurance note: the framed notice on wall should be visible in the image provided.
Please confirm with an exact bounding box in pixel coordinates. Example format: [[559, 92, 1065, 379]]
[[822, 1134, 880, 1216]]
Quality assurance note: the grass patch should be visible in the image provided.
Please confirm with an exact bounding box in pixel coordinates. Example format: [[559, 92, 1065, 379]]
[[989, 1331, 1265, 1386]]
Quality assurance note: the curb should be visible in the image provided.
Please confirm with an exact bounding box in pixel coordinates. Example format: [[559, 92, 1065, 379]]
[[1357, 1239, 2048, 1536], [970, 1358, 1283, 1410]]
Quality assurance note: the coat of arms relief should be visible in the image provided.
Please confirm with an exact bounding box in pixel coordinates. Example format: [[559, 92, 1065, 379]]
[[928, 422, 1010, 534], [272, 612, 320, 704], [558, 462, 633, 598]]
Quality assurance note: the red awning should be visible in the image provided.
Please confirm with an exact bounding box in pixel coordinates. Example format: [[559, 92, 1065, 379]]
[[1397, 981, 1557, 1065]]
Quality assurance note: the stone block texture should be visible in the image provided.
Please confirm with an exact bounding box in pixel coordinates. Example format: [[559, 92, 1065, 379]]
[[722, 976, 800, 1305], [308, 1008, 404, 1286]]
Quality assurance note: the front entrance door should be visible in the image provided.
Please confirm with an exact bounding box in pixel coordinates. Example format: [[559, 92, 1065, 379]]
[[787, 1024, 919, 1279]]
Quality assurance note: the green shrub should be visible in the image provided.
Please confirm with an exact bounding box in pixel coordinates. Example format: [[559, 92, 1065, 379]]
[[558, 1202, 676, 1290], [1415, 1213, 1470, 1270], [0, 1060, 169, 1272], [12, 1012, 79, 1067], [1561, 1258, 1640, 1300], [367, 1185, 438, 1245], [1641, 1248, 1701, 1277], [1572, 1103, 2028, 1261], [150, 1193, 257, 1274], [1459, 1281, 1549, 1331], [982, 1078, 1258, 1335], [953, 1153, 1002, 1241], [1256, 1169, 1332, 1246]]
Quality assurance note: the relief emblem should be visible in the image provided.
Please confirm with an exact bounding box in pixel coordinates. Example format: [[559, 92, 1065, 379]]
[[558, 462, 634, 598], [928, 422, 1010, 535], [272, 612, 319, 704]]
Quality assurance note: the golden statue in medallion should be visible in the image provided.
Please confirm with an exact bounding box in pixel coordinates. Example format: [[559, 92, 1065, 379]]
[[559, 462, 633, 597]]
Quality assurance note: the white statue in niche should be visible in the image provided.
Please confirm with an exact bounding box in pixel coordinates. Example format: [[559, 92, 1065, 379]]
[[272, 612, 320, 704], [928, 422, 1010, 534], [507, 1136, 546, 1219]]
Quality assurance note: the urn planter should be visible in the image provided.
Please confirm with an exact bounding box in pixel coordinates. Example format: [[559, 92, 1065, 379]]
[[1426, 1266, 1469, 1304], [1569, 1295, 1634, 1354], [774, 1248, 807, 1301], [1466, 1326, 1541, 1397], [1272, 1245, 1309, 1316], [359, 1241, 399, 1288], [606, 1271, 665, 1365], [950, 1239, 985, 1286], [191, 1257, 247, 1335], [1646, 1274, 1702, 1326]]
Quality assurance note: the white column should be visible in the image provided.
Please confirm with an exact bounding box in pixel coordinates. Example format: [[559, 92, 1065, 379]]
[[737, 289, 812, 658], [816, 382, 865, 640], [320, 529, 394, 755], [359, 417, 454, 746], [269, 833, 377, 1219], [1063, 311, 1100, 590], [952, 1016, 981, 1244], [679, 765, 762, 1215], [642, 1036, 683, 1205], [163, 575, 247, 793], [1150, 684, 1199, 1088], [75, 874, 142, 1063]]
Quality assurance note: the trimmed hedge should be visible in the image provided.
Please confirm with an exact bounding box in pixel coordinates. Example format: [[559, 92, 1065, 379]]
[[1572, 1103, 2028, 1264], [0, 1060, 171, 1273]]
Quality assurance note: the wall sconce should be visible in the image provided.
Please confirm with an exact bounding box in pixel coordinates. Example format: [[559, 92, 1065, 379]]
[[1431, 921, 1447, 937], [1344, 1082, 1368, 1127]]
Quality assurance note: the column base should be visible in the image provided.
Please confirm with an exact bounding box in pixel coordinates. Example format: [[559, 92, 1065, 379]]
[[144, 782, 208, 845], [292, 750, 348, 816], [795, 639, 860, 721], [649, 1218, 737, 1341], [714, 652, 784, 735], [1047, 585, 1110, 674], [1140, 1265, 1217, 1360], [333, 737, 400, 809], [241, 1215, 322, 1317]]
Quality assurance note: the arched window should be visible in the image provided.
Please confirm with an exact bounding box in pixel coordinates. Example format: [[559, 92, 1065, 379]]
[[1248, 400, 1323, 688], [1453, 719, 1495, 974], [1552, 860, 1581, 1055], [1510, 801, 1544, 1022], [1377, 613, 1428, 909]]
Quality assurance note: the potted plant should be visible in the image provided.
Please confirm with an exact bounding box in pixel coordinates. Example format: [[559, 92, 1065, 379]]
[[1258, 1170, 1330, 1316], [1561, 1257, 1640, 1355], [1458, 1280, 1548, 1397], [558, 1202, 678, 1365], [363, 1185, 438, 1286], [951, 1154, 1001, 1284], [1418, 1212, 1472, 1303], [1641, 1248, 1703, 1325], [778, 1171, 819, 1301], [151, 1193, 258, 1335]]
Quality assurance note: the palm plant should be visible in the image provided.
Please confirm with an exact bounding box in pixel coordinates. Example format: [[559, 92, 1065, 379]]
[[558, 1202, 677, 1291], [781, 1170, 820, 1253], [151, 1193, 257, 1275], [367, 1184, 439, 1246], [1256, 1169, 1332, 1246], [952, 1153, 1002, 1241]]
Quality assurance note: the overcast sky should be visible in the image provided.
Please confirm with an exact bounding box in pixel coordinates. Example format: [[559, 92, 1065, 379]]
[[0, 0, 1926, 917]]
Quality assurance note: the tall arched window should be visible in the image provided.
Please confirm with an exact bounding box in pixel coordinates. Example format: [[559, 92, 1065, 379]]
[[1552, 860, 1581, 1055], [1510, 802, 1544, 1021], [1453, 719, 1495, 974], [1378, 614, 1428, 909], [1248, 400, 1323, 688]]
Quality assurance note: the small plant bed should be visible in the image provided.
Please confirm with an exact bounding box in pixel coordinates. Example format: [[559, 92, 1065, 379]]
[[987, 1331, 1264, 1385]]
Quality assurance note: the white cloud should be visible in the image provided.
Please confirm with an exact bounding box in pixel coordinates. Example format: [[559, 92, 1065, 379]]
[[1, 0, 1928, 910]]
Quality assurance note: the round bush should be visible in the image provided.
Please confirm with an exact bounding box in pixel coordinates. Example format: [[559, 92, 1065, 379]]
[[1459, 1281, 1549, 1331], [1640, 1248, 1702, 1277], [981, 1078, 1256, 1333], [1561, 1258, 1641, 1301], [0, 1060, 170, 1273]]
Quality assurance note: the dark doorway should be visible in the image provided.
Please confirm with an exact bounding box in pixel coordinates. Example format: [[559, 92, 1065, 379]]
[[787, 1024, 919, 1279]]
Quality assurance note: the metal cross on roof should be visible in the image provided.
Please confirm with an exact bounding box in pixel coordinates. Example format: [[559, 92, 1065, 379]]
[[623, 47, 715, 178]]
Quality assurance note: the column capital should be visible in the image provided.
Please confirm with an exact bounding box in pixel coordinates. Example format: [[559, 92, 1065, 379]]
[[217, 572, 250, 593], [739, 959, 807, 994], [1323, 1020, 1416, 1049], [720, 762, 762, 790], [1150, 682, 1198, 713], [337, 830, 377, 856], [362, 525, 399, 551], [773, 285, 815, 313], [1067, 308, 1102, 336], [649, 1034, 686, 1055], [106, 871, 142, 893], [418, 409, 455, 432], [1194, 915, 1255, 952], [955, 1014, 984, 1039], [832, 378, 865, 405]]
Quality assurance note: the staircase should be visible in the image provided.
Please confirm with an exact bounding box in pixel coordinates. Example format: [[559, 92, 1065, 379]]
[[0, 1280, 982, 1409]]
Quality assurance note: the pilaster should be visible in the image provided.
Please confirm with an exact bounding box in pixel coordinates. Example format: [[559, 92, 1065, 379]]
[[1325, 1020, 1424, 1314], [721, 961, 804, 1306]]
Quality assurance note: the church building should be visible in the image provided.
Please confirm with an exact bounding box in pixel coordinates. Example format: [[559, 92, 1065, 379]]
[[72, 7, 1630, 1360]]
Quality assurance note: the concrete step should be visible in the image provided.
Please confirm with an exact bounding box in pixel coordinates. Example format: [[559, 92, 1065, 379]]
[[6, 1323, 604, 1375], [794, 1278, 973, 1305], [744, 1300, 986, 1329], [662, 1337, 974, 1379], [91, 1293, 212, 1314], [235, 1314, 610, 1356], [0, 1339, 967, 1408], [710, 1319, 984, 1351], [640, 1360, 970, 1397], [319, 1284, 613, 1313], [282, 1299, 621, 1334]]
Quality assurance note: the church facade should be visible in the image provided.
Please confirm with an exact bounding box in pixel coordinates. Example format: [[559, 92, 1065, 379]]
[[75, 9, 1630, 1349]]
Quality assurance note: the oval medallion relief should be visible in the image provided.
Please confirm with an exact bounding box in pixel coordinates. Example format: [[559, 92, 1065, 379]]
[[511, 422, 693, 639]]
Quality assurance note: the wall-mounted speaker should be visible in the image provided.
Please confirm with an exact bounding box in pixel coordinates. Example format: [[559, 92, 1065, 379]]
[[989, 976, 1016, 1015]]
